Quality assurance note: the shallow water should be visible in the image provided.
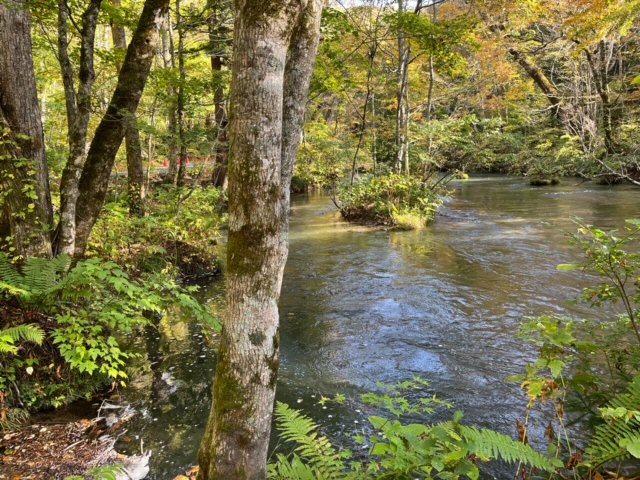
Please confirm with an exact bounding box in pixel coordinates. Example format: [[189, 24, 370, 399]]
[[118, 176, 639, 478]]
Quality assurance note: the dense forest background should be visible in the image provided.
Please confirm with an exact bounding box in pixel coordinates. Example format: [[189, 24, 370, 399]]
[[24, 0, 640, 194]]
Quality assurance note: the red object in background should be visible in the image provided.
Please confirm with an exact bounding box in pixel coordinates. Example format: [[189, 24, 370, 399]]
[[186, 155, 191, 165], [163, 159, 168, 167], [178, 156, 182, 166]]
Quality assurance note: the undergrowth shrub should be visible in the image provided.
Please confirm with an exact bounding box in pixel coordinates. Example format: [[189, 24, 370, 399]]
[[512, 220, 640, 477], [269, 379, 561, 479], [338, 174, 446, 229], [0, 253, 218, 424], [89, 185, 226, 277]]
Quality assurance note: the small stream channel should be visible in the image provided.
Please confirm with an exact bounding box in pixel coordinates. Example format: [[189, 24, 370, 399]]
[[117, 175, 639, 478]]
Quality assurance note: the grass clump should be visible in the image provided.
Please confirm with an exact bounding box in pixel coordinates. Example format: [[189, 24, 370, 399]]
[[338, 174, 446, 229]]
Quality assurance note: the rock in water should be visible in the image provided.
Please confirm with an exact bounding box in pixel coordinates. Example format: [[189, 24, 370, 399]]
[[117, 450, 152, 480]]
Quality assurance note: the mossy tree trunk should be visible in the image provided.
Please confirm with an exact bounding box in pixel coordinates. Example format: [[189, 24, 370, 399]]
[[73, 0, 169, 257], [0, 0, 53, 258], [196, 0, 322, 478]]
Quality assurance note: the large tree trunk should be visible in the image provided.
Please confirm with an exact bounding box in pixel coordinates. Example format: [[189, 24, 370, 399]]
[[56, 0, 102, 255], [0, 0, 53, 258], [111, 0, 146, 216], [196, 0, 322, 478], [73, 0, 169, 257]]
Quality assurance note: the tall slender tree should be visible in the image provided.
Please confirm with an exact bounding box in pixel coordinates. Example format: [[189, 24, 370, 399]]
[[73, 0, 170, 257], [197, 0, 323, 477], [55, 0, 102, 255], [110, 0, 146, 216]]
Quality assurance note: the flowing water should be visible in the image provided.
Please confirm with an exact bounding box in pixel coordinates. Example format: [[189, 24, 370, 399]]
[[118, 176, 639, 478]]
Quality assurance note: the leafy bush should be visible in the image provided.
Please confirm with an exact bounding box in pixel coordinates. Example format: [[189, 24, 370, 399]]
[[338, 174, 446, 228], [0, 253, 218, 421], [513, 220, 640, 477], [89, 185, 226, 277], [269, 379, 561, 479]]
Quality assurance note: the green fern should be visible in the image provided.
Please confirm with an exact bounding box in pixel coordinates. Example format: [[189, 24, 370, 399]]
[[0, 253, 24, 291], [0, 324, 45, 354], [270, 402, 350, 479], [268, 453, 320, 480], [585, 375, 640, 468], [0, 252, 71, 308], [459, 425, 563, 471]]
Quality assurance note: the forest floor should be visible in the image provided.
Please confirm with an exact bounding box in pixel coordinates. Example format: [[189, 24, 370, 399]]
[[0, 418, 121, 479]]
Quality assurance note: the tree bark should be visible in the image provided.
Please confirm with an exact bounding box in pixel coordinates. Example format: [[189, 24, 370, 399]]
[[56, 0, 102, 255], [0, 0, 53, 258], [111, 0, 146, 216], [73, 0, 169, 257], [196, 0, 322, 478]]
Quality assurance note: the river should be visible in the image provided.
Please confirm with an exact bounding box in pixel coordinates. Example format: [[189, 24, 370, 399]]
[[118, 175, 639, 478]]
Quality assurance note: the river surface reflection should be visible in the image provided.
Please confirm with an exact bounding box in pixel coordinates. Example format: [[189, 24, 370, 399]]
[[119, 176, 639, 478]]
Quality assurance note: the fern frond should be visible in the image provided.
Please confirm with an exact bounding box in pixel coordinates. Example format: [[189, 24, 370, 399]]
[[1, 324, 45, 345], [586, 375, 640, 468], [0, 324, 44, 355], [268, 453, 319, 480], [22, 255, 70, 295], [460, 425, 562, 472], [0, 253, 25, 292], [274, 402, 347, 479]]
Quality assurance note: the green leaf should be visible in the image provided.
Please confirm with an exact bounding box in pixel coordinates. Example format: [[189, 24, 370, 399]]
[[622, 438, 640, 459]]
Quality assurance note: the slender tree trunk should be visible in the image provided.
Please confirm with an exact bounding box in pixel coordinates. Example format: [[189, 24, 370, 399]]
[[211, 52, 229, 189], [508, 47, 597, 146], [55, 0, 102, 255], [111, 0, 146, 215], [372, 92, 377, 175], [0, 0, 53, 258], [161, 18, 180, 185], [350, 43, 377, 185], [395, 0, 410, 175], [73, 0, 169, 257], [584, 41, 617, 154], [197, 0, 322, 478], [280, 0, 323, 213], [208, 6, 229, 188], [176, 0, 187, 186], [426, 1, 437, 122]]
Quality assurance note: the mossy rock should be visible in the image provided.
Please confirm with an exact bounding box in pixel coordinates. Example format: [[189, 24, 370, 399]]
[[594, 175, 623, 185], [529, 176, 560, 186]]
